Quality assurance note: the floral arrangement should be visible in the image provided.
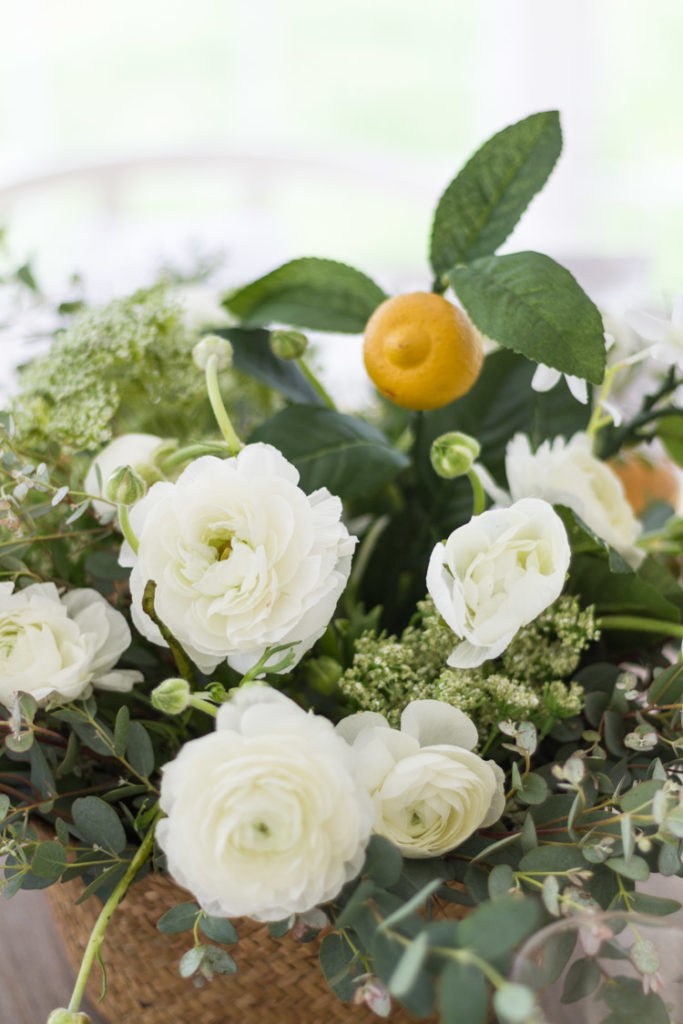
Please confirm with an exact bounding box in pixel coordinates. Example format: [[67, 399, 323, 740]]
[[1, 111, 683, 1024]]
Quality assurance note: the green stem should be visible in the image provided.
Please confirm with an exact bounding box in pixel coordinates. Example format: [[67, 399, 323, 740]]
[[117, 504, 138, 555], [296, 357, 337, 410], [188, 694, 218, 717], [205, 354, 242, 452], [159, 441, 230, 472], [597, 615, 683, 639], [344, 514, 390, 613], [467, 469, 486, 517], [67, 812, 160, 1012]]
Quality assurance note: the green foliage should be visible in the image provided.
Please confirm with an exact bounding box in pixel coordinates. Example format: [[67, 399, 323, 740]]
[[223, 257, 387, 333]]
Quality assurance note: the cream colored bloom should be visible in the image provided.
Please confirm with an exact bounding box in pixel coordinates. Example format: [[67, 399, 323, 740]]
[[0, 582, 140, 709], [157, 686, 374, 921], [427, 497, 570, 669], [336, 700, 505, 858], [120, 444, 356, 675], [85, 433, 166, 520], [505, 433, 643, 567]]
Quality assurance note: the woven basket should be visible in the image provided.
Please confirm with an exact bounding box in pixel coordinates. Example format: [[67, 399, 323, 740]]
[[46, 869, 470, 1024]]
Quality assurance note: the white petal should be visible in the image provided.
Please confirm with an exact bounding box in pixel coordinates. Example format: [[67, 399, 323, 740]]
[[400, 700, 478, 751], [335, 711, 390, 744], [531, 364, 561, 393], [471, 463, 511, 507], [566, 375, 589, 404], [626, 309, 670, 344]]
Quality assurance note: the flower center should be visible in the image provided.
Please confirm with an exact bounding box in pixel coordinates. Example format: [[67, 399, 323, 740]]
[[208, 533, 234, 562]]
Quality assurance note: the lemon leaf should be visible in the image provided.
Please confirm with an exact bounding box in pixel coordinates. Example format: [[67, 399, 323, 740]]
[[430, 111, 562, 273]]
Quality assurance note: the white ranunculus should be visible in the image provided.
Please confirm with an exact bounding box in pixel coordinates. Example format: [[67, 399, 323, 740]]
[[120, 444, 357, 675], [505, 433, 643, 567], [336, 700, 505, 858], [427, 497, 570, 669], [156, 686, 374, 921], [0, 582, 141, 709], [85, 433, 167, 520]]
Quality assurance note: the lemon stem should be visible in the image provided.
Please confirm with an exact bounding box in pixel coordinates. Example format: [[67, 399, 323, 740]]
[[296, 357, 337, 410], [205, 354, 243, 452], [467, 469, 486, 517]]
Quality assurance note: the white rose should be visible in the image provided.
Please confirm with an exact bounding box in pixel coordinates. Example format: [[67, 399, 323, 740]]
[[505, 432, 643, 567], [85, 433, 167, 520], [120, 443, 357, 675], [336, 700, 505, 858], [427, 497, 570, 669], [0, 582, 141, 709], [156, 685, 374, 921]]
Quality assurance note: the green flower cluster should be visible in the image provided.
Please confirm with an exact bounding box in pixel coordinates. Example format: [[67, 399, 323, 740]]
[[338, 595, 598, 736]]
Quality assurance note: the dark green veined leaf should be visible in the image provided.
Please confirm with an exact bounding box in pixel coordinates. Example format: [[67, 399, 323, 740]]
[[250, 405, 409, 499], [657, 413, 683, 466], [450, 252, 605, 384], [430, 110, 562, 273], [216, 327, 322, 404], [222, 258, 387, 332]]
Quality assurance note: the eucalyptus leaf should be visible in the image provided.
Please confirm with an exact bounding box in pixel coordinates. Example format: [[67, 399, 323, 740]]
[[430, 110, 562, 273], [605, 856, 650, 882], [438, 960, 489, 1024], [223, 258, 387, 333], [363, 835, 403, 888], [560, 957, 601, 1004], [199, 914, 239, 945], [179, 945, 205, 979], [388, 931, 429, 999], [126, 721, 154, 778], [456, 896, 542, 962], [114, 706, 130, 758], [450, 252, 605, 383], [31, 841, 67, 880], [71, 796, 126, 855], [319, 933, 357, 1001], [157, 902, 200, 934], [488, 864, 515, 901]]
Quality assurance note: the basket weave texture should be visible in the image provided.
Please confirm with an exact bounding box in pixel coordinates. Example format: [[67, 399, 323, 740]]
[[46, 869, 469, 1024]]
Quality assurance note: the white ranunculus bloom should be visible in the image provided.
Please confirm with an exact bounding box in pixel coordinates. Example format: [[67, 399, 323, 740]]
[[156, 686, 374, 921], [505, 433, 643, 567], [627, 296, 683, 373], [85, 433, 167, 520], [120, 444, 357, 675], [0, 582, 141, 710], [336, 700, 505, 858], [427, 497, 570, 669]]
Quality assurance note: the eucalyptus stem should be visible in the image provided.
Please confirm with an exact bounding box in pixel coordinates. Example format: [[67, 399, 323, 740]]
[[117, 504, 138, 555], [467, 469, 486, 517], [296, 357, 337, 410], [67, 812, 160, 1013], [205, 354, 242, 452], [597, 615, 683, 639]]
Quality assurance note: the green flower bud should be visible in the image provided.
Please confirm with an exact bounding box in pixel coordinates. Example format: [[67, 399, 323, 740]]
[[305, 656, 342, 695], [192, 334, 233, 371], [103, 465, 147, 505], [47, 1011, 92, 1024], [270, 329, 309, 360], [151, 677, 191, 715], [430, 431, 481, 479]]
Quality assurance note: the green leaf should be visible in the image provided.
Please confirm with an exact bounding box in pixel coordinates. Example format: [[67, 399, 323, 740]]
[[488, 864, 515, 901], [114, 706, 130, 758], [250, 405, 409, 500], [388, 931, 429, 999], [223, 258, 387, 333], [561, 957, 601, 1004], [658, 842, 681, 876], [456, 896, 542, 962], [199, 914, 239, 945], [621, 780, 665, 814], [519, 847, 587, 873], [541, 929, 577, 985], [0, 794, 10, 820], [520, 814, 538, 854], [598, 976, 671, 1024], [179, 946, 205, 978], [126, 721, 154, 778], [649, 661, 683, 705], [4, 732, 33, 753], [31, 841, 67, 879], [493, 983, 536, 1023], [430, 111, 562, 273], [629, 892, 681, 916], [517, 773, 549, 806], [71, 796, 126, 855], [319, 933, 357, 1001], [363, 835, 403, 888], [157, 902, 200, 934], [218, 327, 322, 404], [202, 945, 237, 976], [606, 856, 650, 881], [378, 879, 441, 932], [268, 917, 294, 938], [657, 413, 683, 466], [450, 252, 605, 384], [439, 960, 489, 1024]]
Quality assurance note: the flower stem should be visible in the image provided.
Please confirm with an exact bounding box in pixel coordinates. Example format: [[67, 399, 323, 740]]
[[67, 812, 160, 1013], [159, 441, 230, 472], [188, 694, 218, 717], [117, 504, 138, 555], [597, 615, 683, 639], [296, 357, 337, 410], [467, 469, 486, 517], [205, 354, 242, 452]]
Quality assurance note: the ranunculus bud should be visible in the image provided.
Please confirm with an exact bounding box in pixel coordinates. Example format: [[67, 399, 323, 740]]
[[270, 329, 309, 360], [47, 1010, 92, 1024], [151, 677, 191, 715], [192, 334, 233, 371], [104, 465, 147, 506], [430, 431, 481, 479]]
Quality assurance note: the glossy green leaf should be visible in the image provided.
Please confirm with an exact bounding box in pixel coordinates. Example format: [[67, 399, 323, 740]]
[[450, 252, 605, 384], [223, 258, 387, 332], [430, 110, 562, 273], [250, 405, 409, 500], [217, 327, 322, 404]]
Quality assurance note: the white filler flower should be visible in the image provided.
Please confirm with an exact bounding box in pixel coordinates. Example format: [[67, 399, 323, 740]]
[[0, 582, 141, 709], [505, 432, 643, 567], [336, 700, 505, 858], [157, 686, 374, 921], [85, 432, 166, 519], [427, 497, 570, 669], [120, 444, 356, 675]]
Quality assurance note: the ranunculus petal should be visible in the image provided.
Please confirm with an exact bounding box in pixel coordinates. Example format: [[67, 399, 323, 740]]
[[400, 700, 479, 751]]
